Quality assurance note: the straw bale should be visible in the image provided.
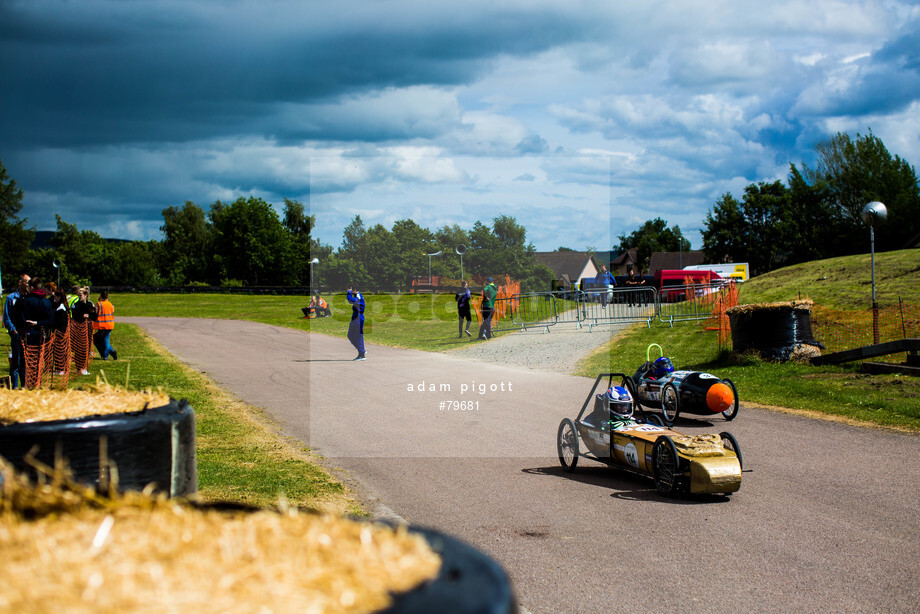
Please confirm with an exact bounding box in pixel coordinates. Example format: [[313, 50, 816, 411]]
[[790, 344, 823, 362], [0, 384, 170, 426], [726, 299, 814, 315], [671, 434, 726, 457], [0, 462, 441, 614]]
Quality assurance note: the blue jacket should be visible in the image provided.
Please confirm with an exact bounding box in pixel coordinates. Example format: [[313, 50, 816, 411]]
[[346, 291, 365, 320], [3, 291, 20, 333], [595, 271, 616, 286]]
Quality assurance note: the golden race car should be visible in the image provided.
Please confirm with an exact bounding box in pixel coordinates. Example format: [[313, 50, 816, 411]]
[[556, 373, 742, 497]]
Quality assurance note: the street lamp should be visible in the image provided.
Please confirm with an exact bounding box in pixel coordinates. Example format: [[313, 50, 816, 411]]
[[425, 251, 442, 286], [861, 201, 887, 344], [309, 258, 319, 294], [456, 244, 467, 282], [52, 259, 61, 288]]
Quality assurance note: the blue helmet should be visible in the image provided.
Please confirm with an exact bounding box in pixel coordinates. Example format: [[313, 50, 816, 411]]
[[603, 386, 634, 418], [652, 357, 674, 379]]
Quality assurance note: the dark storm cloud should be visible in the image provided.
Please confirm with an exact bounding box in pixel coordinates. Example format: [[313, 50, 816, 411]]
[[0, 1, 597, 148]]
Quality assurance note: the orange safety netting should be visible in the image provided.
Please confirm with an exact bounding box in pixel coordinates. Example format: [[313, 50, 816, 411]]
[[71, 319, 94, 372], [471, 275, 522, 324], [18, 320, 96, 389], [703, 282, 740, 348], [810, 300, 920, 358], [22, 334, 52, 390]]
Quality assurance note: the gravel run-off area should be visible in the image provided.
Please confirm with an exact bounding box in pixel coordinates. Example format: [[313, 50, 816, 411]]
[[446, 319, 634, 375]]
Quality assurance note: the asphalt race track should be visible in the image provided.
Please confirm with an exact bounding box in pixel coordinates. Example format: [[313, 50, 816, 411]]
[[126, 318, 920, 613]]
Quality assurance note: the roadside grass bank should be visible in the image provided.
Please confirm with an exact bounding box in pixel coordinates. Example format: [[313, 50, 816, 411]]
[[0, 324, 359, 514]]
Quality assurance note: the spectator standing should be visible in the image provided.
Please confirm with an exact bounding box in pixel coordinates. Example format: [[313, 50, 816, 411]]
[[93, 290, 117, 360], [71, 287, 96, 375], [346, 286, 366, 361], [624, 268, 646, 306], [478, 277, 497, 340], [18, 277, 55, 388], [595, 265, 616, 308], [3, 274, 30, 389], [455, 281, 472, 338], [20, 277, 55, 344], [50, 287, 71, 376]]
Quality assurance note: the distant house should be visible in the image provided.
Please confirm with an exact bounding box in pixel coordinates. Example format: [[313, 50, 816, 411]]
[[647, 251, 706, 276], [533, 251, 601, 292], [610, 248, 639, 275]]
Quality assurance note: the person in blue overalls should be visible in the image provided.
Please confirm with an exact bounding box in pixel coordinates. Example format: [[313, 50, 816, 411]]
[[346, 286, 366, 360]]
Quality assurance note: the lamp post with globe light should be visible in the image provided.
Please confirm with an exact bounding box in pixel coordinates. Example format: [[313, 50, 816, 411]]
[[309, 258, 319, 295], [861, 201, 887, 344]]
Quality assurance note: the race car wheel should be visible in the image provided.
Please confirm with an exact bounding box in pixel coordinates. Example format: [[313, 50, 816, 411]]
[[661, 383, 680, 426], [557, 418, 580, 472], [719, 431, 742, 470], [652, 436, 682, 497], [645, 413, 664, 427], [721, 378, 740, 421]]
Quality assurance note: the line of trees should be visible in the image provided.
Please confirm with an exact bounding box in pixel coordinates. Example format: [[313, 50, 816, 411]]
[[701, 131, 920, 275], [312, 214, 553, 291], [0, 161, 553, 292]]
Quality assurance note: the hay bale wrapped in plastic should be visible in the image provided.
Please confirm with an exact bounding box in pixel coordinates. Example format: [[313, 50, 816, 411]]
[[726, 300, 824, 362], [0, 385, 196, 497]]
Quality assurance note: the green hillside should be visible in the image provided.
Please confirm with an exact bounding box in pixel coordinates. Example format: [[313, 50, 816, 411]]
[[737, 248, 920, 309]]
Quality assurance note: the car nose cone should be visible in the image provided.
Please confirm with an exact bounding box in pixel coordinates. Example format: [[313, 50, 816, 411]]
[[706, 382, 734, 413]]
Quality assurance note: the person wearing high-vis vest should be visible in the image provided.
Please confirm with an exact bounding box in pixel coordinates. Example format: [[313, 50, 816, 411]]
[[93, 290, 118, 360]]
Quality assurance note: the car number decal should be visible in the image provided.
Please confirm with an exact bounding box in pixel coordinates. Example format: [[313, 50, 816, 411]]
[[631, 425, 665, 433], [623, 442, 640, 468]]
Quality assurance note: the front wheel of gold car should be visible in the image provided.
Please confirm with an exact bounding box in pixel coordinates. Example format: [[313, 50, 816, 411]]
[[557, 418, 579, 473], [652, 435, 681, 497]]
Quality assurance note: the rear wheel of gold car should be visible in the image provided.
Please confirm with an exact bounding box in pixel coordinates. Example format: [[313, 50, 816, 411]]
[[661, 383, 679, 426], [652, 435, 681, 497], [557, 418, 579, 473]]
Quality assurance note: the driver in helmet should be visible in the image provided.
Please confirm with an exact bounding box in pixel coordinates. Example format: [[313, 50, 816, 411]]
[[648, 356, 674, 380], [601, 386, 639, 431]]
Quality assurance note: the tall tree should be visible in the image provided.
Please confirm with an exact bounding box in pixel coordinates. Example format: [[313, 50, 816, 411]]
[[161, 201, 212, 284], [466, 215, 553, 292], [617, 218, 690, 271], [0, 160, 35, 287], [802, 131, 920, 251], [209, 197, 291, 285], [282, 199, 313, 286]]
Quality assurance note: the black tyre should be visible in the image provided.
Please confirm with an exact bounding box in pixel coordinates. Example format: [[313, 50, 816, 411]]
[[719, 431, 742, 470], [661, 383, 680, 426], [0, 399, 197, 497], [557, 418, 579, 472], [721, 378, 740, 421], [652, 436, 682, 497], [645, 413, 664, 427]]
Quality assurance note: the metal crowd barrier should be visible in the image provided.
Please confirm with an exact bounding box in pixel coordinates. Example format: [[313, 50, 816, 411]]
[[487, 282, 730, 334], [656, 281, 730, 325], [577, 287, 658, 331]]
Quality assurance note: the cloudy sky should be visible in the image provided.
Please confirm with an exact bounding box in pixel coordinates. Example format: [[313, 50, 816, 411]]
[[2, 0, 919, 252]]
